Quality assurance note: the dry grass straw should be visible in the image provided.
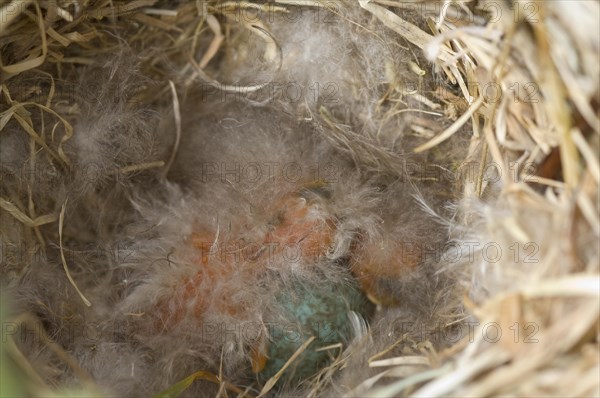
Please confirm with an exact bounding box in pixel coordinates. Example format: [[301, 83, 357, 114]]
[[1, 0, 598, 397], [355, 1, 599, 396]]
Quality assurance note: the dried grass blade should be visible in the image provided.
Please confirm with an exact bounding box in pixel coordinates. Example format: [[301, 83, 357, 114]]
[[0, 1, 46, 75], [0, 197, 57, 227], [258, 336, 316, 397], [58, 200, 92, 307], [359, 0, 454, 65], [414, 96, 484, 153]]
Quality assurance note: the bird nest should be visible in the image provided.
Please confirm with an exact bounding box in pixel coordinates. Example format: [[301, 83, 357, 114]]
[[1, 1, 598, 397]]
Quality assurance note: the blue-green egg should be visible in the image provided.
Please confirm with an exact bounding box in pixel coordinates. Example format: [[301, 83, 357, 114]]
[[258, 277, 374, 384]]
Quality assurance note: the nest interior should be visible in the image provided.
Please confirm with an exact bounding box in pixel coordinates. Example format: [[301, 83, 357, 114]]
[[1, 1, 598, 397]]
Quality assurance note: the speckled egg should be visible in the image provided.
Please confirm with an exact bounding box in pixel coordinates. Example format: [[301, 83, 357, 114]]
[[258, 275, 374, 383]]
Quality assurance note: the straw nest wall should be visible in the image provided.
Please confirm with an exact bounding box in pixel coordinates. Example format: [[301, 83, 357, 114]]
[[1, 1, 598, 397]]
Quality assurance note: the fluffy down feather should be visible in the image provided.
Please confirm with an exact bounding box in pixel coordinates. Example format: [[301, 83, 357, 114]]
[[1, 5, 467, 397]]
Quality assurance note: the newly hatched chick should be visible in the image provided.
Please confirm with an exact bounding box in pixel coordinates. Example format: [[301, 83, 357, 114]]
[[144, 181, 373, 385], [105, 96, 381, 395], [350, 180, 450, 306]]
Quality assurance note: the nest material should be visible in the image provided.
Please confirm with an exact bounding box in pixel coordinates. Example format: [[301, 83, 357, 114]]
[[1, 0, 598, 397]]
